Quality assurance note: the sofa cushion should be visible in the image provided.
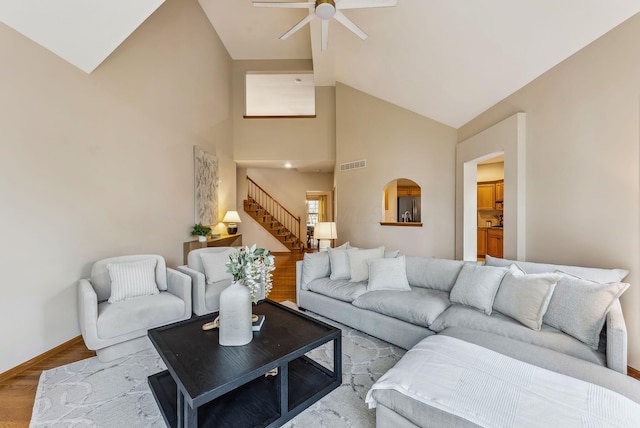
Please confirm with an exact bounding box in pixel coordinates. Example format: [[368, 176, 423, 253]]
[[449, 264, 508, 315], [405, 257, 465, 292], [439, 327, 640, 403], [430, 304, 606, 366], [301, 251, 331, 290], [348, 246, 385, 282], [107, 258, 159, 303], [97, 292, 185, 339], [353, 287, 450, 327], [367, 256, 411, 291], [200, 248, 236, 284], [543, 273, 629, 349], [484, 255, 629, 283], [328, 247, 351, 280], [307, 277, 368, 302], [493, 265, 560, 330]]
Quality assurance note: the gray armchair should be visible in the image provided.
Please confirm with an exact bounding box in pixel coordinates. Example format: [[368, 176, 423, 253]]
[[78, 254, 191, 362], [177, 247, 236, 316]]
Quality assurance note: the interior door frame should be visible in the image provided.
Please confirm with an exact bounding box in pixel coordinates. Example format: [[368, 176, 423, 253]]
[[456, 113, 526, 261]]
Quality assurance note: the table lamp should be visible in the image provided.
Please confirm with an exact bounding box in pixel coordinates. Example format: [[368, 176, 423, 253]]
[[222, 210, 242, 235], [313, 222, 337, 251]]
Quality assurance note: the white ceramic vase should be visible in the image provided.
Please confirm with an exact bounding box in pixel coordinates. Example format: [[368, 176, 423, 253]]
[[218, 281, 252, 346], [198, 235, 207, 242]]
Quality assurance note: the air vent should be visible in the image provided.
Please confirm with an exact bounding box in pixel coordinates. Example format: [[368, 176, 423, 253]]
[[340, 159, 367, 172]]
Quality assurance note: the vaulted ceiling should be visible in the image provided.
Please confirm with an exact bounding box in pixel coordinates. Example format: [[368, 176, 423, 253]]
[[2, 1, 640, 127]]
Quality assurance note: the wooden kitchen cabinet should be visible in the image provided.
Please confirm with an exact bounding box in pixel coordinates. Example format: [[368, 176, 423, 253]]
[[487, 228, 503, 258], [477, 183, 495, 210], [478, 180, 504, 210], [477, 228, 487, 258], [397, 186, 421, 197], [495, 180, 504, 202]]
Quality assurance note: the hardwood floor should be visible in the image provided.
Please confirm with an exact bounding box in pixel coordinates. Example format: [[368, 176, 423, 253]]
[[0, 337, 96, 427], [0, 251, 304, 427]]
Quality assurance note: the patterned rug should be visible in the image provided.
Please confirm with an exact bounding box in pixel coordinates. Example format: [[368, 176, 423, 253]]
[[30, 313, 405, 427]]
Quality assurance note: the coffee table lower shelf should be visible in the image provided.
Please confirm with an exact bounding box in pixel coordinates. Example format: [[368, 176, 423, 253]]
[[148, 355, 339, 428]]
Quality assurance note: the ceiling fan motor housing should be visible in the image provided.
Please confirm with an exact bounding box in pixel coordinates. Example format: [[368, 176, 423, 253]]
[[315, 0, 336, 19]]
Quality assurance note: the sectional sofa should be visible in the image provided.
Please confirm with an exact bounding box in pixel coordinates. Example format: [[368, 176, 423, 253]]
[[295, 246, 639, 427]]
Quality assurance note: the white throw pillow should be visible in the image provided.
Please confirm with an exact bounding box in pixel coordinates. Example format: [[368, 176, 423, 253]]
[[328, 247, 351, 280], [384, 249, 401, 258], [367, 256, 411, 291], [107, 258, 159, 303], [348, 246, 385, 282], [543, 272, 629, 349], [301, 251, 331, 290], [493, 265, 560, 330], [200, 249, 236, 284], [449, 264, 508, 315]]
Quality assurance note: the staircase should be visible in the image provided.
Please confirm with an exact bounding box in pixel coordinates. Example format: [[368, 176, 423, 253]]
[[244, 177, 305, 252]]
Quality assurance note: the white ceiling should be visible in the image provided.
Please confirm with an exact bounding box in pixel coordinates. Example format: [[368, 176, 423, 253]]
[[202, 0, 640, 127], [0, 0, 165, 73], [2, 0, 639, 127]]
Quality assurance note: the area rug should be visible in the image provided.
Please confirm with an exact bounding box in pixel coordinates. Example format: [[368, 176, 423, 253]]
[[30, 313, 405, 427]]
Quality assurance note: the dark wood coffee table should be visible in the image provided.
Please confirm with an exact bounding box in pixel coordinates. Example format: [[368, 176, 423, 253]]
[[147, 300, 342, 428]]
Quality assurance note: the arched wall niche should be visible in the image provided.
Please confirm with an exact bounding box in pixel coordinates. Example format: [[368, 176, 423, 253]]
[[380, 178, 423, 227]]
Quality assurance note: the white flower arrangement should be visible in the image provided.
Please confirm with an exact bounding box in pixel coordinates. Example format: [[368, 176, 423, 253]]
[[225, 244, 276, 304]]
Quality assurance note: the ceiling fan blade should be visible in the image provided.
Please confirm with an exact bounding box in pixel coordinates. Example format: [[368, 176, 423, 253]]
[[333, 10, 368, 40], [321, 19, 329, 50], [280, 13, 316, 40], [253, 2, 314, 8], [337, 0, 397, 9]]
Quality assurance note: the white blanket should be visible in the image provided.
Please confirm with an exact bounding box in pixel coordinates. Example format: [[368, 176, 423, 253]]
[[366, 335, 640, 427]]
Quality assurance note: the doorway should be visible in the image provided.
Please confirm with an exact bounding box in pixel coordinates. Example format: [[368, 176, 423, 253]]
[[455, 113, 526, 261], [477, 156, 504, 260], [306, 191, 333, 248]]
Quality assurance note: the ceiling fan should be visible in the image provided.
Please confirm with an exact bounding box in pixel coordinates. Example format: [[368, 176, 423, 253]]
[[253, 0, 397, 50]]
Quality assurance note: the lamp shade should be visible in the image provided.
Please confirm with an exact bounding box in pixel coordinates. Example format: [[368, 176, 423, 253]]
[[222, 211, 242, 223], [314, 222, 337, 240]]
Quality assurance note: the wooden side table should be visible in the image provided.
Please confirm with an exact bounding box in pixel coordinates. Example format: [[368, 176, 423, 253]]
[[183, 234, 242, 264]]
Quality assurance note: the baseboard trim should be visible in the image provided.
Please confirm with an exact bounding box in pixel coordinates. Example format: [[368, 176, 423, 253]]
[[628, 365, 640, 381], [0, 335, 85, 383]]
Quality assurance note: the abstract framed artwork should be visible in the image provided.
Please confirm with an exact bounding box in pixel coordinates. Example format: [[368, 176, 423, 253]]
[[194, 146, 218, 226]]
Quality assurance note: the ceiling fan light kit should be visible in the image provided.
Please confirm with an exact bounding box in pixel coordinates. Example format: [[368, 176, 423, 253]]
[[315, 0, 336, 19], [253, 0, 397, 51]]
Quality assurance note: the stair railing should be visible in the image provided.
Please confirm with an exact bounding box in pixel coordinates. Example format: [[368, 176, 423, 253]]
[[247, 176, 302, 244]]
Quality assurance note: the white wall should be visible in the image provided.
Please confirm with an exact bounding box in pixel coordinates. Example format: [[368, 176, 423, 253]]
[[335, 83, 457, 256], [0, 0, 233, 373], [458, 13, 640, 368], [236, 167, 334, 252]]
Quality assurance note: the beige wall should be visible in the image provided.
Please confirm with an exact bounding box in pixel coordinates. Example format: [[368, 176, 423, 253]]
[[236, 168, 334, 252], [335, 83, 457, 256], [232, 60, 336, 166], [477, 162, 505, 182], [0, 0, 233, 373], [458, 13, 640, 368]]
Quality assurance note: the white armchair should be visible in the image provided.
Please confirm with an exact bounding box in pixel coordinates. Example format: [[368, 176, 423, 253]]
[[177, 247, 236, 316], [78, 254, 191, 362]]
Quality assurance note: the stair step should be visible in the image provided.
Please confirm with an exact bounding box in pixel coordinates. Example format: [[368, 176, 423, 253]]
[[244, 194, 304, 252]]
